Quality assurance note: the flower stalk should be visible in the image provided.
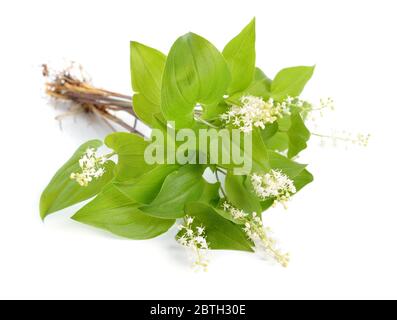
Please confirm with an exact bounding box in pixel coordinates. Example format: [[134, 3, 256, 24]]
[[222, 202, 290, 267]]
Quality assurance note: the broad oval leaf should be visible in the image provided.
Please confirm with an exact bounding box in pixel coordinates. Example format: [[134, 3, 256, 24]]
[[271, 66, 315, 100], [223, 18, 256, 94], [227, 67, 272, 104], [287, 111, 311, 158], [268, 151, 307, 178], [105, 132, 153, 181], [261, 122, 279, 141], [40, 140, 115, 220], [130, 42, 166, 126], [113, 164, 179, 204], [217, 128, 270, 175], [161, 32, 231, 128], [225, 172, 262, 214], [72, 184, 175, 240], [293, 168, 314, 191], [184, 202, 254, 252], [140, 165, 218, 219]]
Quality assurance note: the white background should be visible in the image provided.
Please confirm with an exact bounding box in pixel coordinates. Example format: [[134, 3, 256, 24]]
[[0, 0, 396, 300]]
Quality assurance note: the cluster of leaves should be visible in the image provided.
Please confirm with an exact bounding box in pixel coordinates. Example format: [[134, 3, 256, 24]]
[[40, 19, 314, 254]]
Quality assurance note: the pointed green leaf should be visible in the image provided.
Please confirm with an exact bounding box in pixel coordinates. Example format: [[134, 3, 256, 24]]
[[217, 128, 269, 175], [72, 184, 175, 240], [140, 165, 206, 218], [113, 165, 179, 204], [261, 122, 279, 141], [185, 202, 254, 252], [130, 42, 166, 126], [227, 67, 272, 104], [254, 67, 272, 84], [105, 132, 153, 181], [251, 128, 270, 173], [265, 132, 289, 151], [223, 18, 256, 94], [287, 112, 311, 158], [268, 151, 306, 178], [161, 32, 230, 128], [40, 140, 115, 220], [271, 66, 315, 100], [225, 173, 262, 214], [293, 168, 314, 191]]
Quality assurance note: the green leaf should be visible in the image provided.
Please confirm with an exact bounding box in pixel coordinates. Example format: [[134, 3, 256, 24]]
[[293, 168, 314, 191], [223, 18, 256, 94], [261, 122, 279, 141], [265, 132, 289, 151], [271, 66, 315, 100], [185, 202, 254, 252], [287, 112, 311, 158], [217, 128, 270, 175], [113, 165, 179, 204], [268, 151, 307, 178], [40, 140, 115, 220], [140, 165, 208, 219], [254, 67, 272, 84], [161, 32, 230, 128], [72, 184, 175, 240], [251, 128, 270, 173], [130, 42, 166, 126], [225, 172, 262, 214], [105, 132, 153, 181], [201, 101, 229, 121], [197, 181, 221, 205], [212, 206, 244, 225], [260, 198, 275, 211], [227, 67, 272, 104]]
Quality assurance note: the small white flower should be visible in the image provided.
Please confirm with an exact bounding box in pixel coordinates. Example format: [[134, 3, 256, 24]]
[[187, 217, 194, 225], [197, 226, 205, 235], [222, 203, 289, 267], [177, 216, 210, 271], [221, 95, 293, 133], [250, 170, 296, 207], [178, 236, 188, 246], [222, 202, 231, 211], [85, 148, 95, 157], [70, 148, 106, 187]]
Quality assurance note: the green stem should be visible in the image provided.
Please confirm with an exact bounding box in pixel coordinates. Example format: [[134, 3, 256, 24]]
[[194, 116, 219, 129], [312, 132, 351, 142], [105, 152, 116, 159]]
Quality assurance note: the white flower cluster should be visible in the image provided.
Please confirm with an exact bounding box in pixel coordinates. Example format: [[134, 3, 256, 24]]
[[355, 133, 370, 147], [251, 170, 296, 208], [222, 202, 289, 267], [222, 202, 248, 220], [315, 131, 370, 148], [70, 148, 106, 187], [220, 95, 292, 133], [319, 97, 335, 111], [303, 97, 335, 121], [177, 216, 209, 271]]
